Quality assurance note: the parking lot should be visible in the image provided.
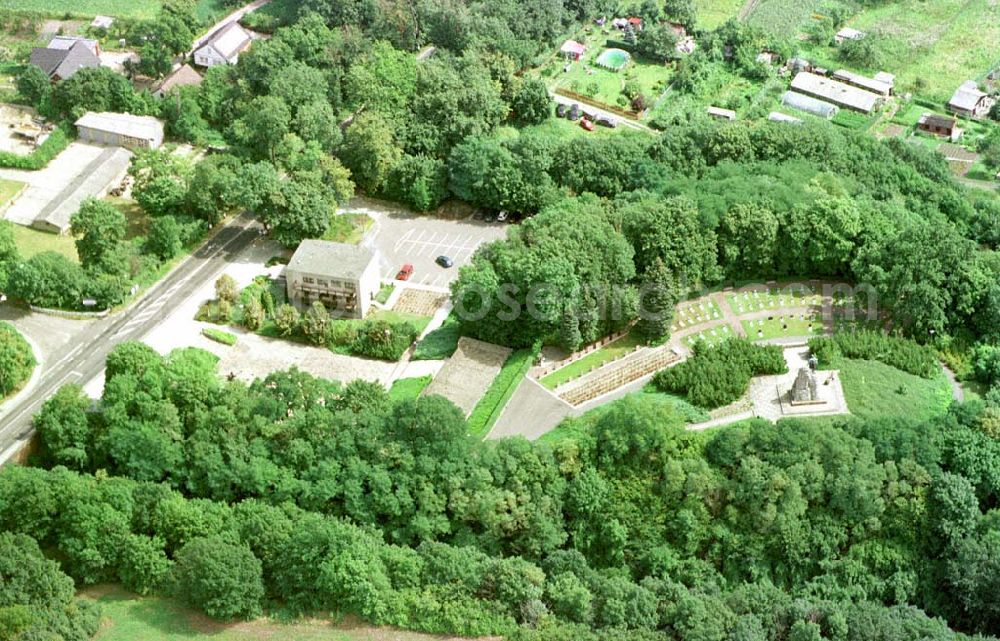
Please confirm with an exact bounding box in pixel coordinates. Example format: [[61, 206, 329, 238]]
[[360, 201, 508, 289]]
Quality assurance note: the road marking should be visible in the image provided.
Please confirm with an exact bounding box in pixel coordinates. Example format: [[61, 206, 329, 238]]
[[393, 228, 413, 252]]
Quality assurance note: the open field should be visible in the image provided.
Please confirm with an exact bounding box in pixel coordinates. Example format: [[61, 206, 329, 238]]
[[87, 587, 483, 641], [10, 222, 78, 261], [696, 0, 746, 29], [814, 0, 1000, 102], [744, 0, 833, 36], [2, 0, 161, 19], [830, 357, 952, 421]]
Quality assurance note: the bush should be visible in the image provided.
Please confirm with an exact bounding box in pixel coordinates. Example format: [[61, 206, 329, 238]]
[[0, 321, 35, 397], [202, 328, 237, 346], [652, 339, 787, 408], [351, 319, 418, 360], [0, 127, 70, 170], [172, 536, 264, 620], [809, 331, 939, 379]]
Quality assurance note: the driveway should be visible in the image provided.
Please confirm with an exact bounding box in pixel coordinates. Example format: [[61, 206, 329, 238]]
[[350, 197, 507, 291]]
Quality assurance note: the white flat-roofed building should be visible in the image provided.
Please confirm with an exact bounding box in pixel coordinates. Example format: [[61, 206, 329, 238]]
[[74, 112, 164, 149], [832, 69, 893, 96], [285, 239, 381, 319], [790, 72, 881, 113]]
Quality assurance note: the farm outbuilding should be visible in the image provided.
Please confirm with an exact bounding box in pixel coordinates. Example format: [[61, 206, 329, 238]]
[[832, 69, 893, 96], [948, 80, 995, 118], [918, 114, 961, 140], [790, 72, 881, 113], [707, 106, 736, 120], [781, 91, 839, 119], [74, 112, 164, 150]]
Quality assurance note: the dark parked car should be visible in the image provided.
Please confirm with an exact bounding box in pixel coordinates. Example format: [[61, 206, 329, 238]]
[[568, 104, 581, 120], [435, 255, 454, 268], [596, 115, 618, 128], [556, 103, 568, 118]]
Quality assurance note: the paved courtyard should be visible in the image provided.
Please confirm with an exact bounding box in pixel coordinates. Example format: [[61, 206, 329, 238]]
[[350, 197, 507, 290]]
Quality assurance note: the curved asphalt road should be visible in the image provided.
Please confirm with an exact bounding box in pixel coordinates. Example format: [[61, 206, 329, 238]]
[[0, 214, 260, 464]]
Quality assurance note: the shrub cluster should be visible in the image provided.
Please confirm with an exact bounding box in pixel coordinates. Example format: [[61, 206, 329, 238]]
[[201, 327, 238, 346], [653, 339, 787, 408], [0, 321, 35, 397], [809, 330, 939, 378]]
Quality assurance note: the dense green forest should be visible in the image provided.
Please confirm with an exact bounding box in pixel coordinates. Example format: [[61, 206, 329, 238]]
[[4, 340, 1000, 640]]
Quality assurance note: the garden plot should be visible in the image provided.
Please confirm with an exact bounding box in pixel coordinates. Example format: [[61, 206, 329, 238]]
[[540, 27, 671, 116]]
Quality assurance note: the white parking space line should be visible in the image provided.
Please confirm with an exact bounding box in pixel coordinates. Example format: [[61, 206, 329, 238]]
[[393, 228, 413, 252]]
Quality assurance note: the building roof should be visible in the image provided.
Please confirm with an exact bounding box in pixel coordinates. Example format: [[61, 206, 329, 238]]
[[781, 90, 839, 118], [286, 239, 377, 280], [836, 27, 864, 40], [74, 112, 164, 141], [29, 40, 100, 80], [154, 64, 203, 95], [47, 35, 99, 54], [628, 16, 642, 25], [560, 39, 586, 56], [919, 114, 957, 130], [873, 71, 895, 86], [832, 69, 892, 95], [91, 15, 114, 28], [790, 72, 880, 112], [768, 111, 802, 124], [949, 80, 987, 112], [706, 106, 736, 119], [201, 21, 252, 59]]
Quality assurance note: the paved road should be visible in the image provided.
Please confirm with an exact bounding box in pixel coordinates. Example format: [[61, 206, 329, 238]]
[[0, 215, 260, 464], [550, 94, 654, 133]]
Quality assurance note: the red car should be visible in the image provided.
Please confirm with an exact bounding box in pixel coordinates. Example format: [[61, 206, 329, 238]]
[[396, 263, 414, 281], [580, 117, 595, 132]]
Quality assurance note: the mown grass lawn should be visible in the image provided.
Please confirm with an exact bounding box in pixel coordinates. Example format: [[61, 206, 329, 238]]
[[3, 0, 161, 19], [744, 315, 820, 341], [412, 313, 461, 360], [0, 178, 25, 208], [371, 309, 431, 335], [86, 587, 458, 641], [829, 357, 953, 421], [388, 375, 432, 402], [10, 222, 78, 261], [539, 331, 643, 390]]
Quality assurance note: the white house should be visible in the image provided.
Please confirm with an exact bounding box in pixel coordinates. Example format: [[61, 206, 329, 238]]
[[284, 240, 381, 319], [193, 22, 252, 67]]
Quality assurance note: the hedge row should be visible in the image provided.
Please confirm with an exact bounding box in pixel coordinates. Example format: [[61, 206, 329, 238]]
[[467, 344, 539, 437], [0, 127, 70, 170], [201, 327, 237, 346], [809, 330, 939, 378]]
